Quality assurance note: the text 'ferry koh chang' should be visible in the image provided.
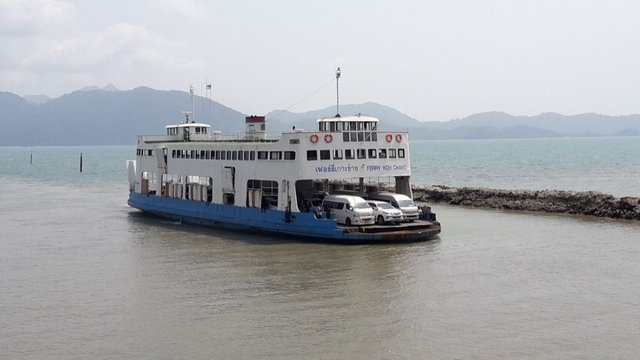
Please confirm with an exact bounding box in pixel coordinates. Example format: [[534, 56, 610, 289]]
[[127, 73, 440, 243]]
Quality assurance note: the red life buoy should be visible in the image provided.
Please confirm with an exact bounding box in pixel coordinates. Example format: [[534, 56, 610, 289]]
[[385, 134, 393, 143], [324, 134, 333, 143], [396, 134, 402, 143], [310, 134, 319, 143]]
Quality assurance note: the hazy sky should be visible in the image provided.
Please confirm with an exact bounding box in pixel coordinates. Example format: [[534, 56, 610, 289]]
[[1, 0, 639, 121]]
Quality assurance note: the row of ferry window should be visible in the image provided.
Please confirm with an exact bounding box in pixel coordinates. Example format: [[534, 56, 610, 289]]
[[171, 149, 297, 161], [150, 148, 406, 161], [307, 148, 405, 161], [137, 149, 154, 156], [342, 131, 377, 142]]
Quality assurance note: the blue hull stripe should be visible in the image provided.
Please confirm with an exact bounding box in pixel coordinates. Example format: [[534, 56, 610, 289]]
[[128, 192, 437, 243]]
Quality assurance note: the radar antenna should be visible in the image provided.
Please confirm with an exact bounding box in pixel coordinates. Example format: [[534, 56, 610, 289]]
[[335, 67, 341, 118]]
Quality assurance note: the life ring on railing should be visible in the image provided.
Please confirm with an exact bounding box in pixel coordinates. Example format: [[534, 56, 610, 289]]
[[385, 134, 393, 143], [310, 134, 319, 143], [324, 134, 333, 143], [396, 134, 403, 143]]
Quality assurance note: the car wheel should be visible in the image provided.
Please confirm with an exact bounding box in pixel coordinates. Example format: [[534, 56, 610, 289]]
[[377, 215, 385, 225], [346, 217, 352, 226]]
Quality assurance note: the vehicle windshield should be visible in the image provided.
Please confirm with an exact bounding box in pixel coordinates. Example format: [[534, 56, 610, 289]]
[[376, 202, 394, 210], [398, 199, 416, 207], [354, 201, 371, 209]]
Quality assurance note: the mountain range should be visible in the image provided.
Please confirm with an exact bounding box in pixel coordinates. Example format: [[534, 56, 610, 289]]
[[1, 86, 639, 145]]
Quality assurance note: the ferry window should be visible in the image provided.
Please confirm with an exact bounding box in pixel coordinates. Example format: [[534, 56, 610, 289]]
[[221, 151, 226, 160], [289, 139, 299, 144], [357, 122, 363, 131], [357, 149, 366, 159], [337, 122, 343, 131], [388, 149, 396, 158], [368, 149, 377, 158], [307, 150, 317, 161], [232, 151, 238, 161], [149, 149, 154, 156], [333, 149, 343, 160], [238, 151, 244, 161], [226, 151, 232, 160], [398, 149, 405, 158], [201, 150, 206, 159], [365, 132, 371, 142], [172, 149, 176, 158], [258, 151, 268, 160], [350, 122, 356, 131], [195, 151, 200, 159], [206, 151, 210, 160], [379, 149, 387, 158], [223, 193, 235, 205], [213, 150, 219, 160], [320, 150, 330, 160], [244, 151, 250, 160], [345, 149, 355, 159], [270, 151, 282, 160], [371, 122, 377, 130], [357, 132, 364, 142], [202, 128, 207, 134], [372, 132, 377, 141], [350, 132, 357, 142], [329, 122, 336, 132], [195, 127, 200, 134], [284, 151, 296, 160], [250, 151, 255, 160], [343, 132, 349, 142]]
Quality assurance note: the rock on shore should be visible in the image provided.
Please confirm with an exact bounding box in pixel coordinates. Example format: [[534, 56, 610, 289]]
[[412, 185, 640, 220]]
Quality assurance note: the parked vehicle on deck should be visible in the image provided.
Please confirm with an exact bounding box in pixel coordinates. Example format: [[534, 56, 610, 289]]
[[367, 192, 420, 221], [322, 195, 374, 226], [368, 200, 404, 224]]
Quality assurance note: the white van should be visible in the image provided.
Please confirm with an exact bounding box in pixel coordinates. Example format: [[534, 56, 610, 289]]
[[322, 195, 374, 226], [367, 192, 420, 221]]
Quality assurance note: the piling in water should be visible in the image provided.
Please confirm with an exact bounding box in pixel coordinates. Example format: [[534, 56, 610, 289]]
[[80, 152, 83, 173]]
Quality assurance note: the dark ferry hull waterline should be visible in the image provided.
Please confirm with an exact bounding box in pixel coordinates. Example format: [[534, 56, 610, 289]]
[[126, 77, 440, 243]]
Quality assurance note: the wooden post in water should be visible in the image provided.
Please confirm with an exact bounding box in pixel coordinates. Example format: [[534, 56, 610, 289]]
[[30, 151, 33, 165], [80, 152, 83, 173]]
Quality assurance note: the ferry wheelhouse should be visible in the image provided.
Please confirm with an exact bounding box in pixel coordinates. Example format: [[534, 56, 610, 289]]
[[127, 113, 441, 243]]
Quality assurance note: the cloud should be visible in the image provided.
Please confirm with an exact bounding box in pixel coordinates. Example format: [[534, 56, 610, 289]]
[[153, 0, 200, 18], [7, 23, 206, 94], [0, 0, 75, 36], [22, 23, 205, 73]]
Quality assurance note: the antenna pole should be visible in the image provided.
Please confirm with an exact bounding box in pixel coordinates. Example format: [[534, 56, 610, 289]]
[[190, 84, 195, 122], [335, 67, 341, 117]]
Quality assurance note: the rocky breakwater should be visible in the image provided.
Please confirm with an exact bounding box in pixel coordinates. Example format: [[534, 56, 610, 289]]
[[412, 185, 640, 220]]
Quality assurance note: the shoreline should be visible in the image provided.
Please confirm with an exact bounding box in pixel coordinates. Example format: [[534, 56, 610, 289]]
[[412, 185, 640, 221]]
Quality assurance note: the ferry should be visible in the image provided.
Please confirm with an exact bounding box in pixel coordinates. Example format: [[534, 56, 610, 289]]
[[126, 85, 440, 243]]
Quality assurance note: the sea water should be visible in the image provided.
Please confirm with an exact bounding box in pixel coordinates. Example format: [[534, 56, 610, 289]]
[[1, 139, 639, 359], [411, 137, 640, 196]]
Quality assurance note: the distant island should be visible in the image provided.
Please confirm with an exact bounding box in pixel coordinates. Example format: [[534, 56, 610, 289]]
[[1, 85, 639, 146]]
